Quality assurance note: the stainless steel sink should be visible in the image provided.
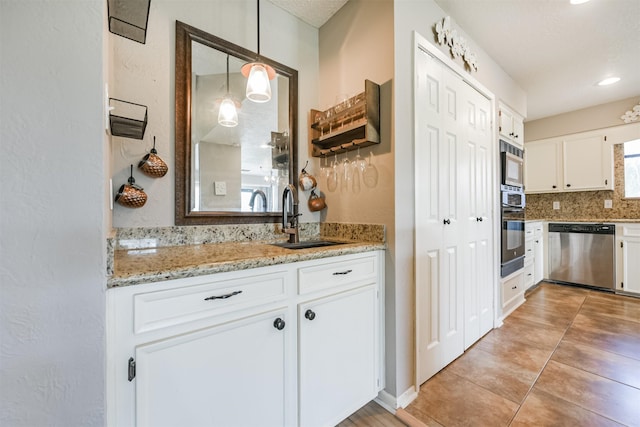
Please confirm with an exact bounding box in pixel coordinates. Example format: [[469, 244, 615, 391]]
[[271, 240, 345, 250]]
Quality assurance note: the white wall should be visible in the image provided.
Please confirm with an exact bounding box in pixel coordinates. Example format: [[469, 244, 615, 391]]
[[111, 0, 320, 227], [0, 1, 107, 425]]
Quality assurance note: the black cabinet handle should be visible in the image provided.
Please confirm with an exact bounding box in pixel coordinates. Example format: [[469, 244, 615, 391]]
[[332, 269, 352, 276], [552, 185, 557, 189], [204, 290, 242, 301], [305, 309, 316, 321], [443, 219, 451, 225], [566, 184, 571, 187], [476, 217, 483, 222], [273, 318, 285, 330], [512, 285, 517, 290]]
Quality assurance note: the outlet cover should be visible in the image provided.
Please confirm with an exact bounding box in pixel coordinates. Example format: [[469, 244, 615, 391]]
[[604, 199, 613, 209], [214, 181, 227, 195], [553, 201, 560, 210]]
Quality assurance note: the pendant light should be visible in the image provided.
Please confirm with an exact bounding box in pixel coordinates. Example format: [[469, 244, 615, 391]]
[[218, 55, 239, 127], [241, 0, 276, 103]]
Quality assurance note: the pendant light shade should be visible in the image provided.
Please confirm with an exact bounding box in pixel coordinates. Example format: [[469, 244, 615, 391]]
[[243, 0, 276, 103], [241, 62, 275, 103], [218, 97, 238, 127], [218, 55, 238, 127]]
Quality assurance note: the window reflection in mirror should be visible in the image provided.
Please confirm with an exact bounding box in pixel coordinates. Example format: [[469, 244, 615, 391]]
[[623, 139, 640, 198], [190, 41, 290, 213]]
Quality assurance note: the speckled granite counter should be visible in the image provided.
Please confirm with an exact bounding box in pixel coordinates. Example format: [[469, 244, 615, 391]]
[[108, 223, 386, 288]]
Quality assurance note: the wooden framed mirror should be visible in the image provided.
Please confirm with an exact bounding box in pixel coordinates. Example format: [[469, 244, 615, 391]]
[[175, 21, 298, 225]]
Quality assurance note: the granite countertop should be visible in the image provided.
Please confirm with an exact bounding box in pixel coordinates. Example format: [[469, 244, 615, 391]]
[[525, 218, 640, 223], [108, 239, 385, 288]]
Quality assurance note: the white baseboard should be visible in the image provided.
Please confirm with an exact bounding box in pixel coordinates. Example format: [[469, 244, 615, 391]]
[[375, 386, 418, 413]]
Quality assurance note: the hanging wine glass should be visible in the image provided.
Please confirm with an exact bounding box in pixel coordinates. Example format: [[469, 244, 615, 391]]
[[363, 151, 379, 188], [327, 152, 338, 192], [341, 152, 351, 192]]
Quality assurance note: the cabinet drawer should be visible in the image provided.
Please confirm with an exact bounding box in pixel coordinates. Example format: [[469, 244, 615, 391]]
[[523, 263, 534, 288], [502, 273, 523, 307], [133, 271, 288, 334], [525, 223, 536, 238], [524, 239, 534, 262], [298, 254, 377, 295]]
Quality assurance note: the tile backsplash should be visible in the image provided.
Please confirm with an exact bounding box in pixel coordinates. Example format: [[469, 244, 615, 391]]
[[526, 144, 640, 221]]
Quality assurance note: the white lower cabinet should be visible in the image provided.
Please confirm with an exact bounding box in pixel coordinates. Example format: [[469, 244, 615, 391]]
[[107, 251, 383, 427], [501, 270, 524, 318], [136, 308, 289, 427], [298, 286, 377, 427], [616, 224, 640, 295]]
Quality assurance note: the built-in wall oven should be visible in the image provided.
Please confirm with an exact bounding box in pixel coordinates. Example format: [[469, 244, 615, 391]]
[[500, 140, 526, 277]]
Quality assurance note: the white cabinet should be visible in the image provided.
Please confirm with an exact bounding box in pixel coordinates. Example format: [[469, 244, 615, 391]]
[[523, 221, 544, 292], [135, 308, 289, 427], [616, 224, 640, 295], [525, 133, 614, 193], [107, 252, 384, 427], [501, 270, 524, 316], [499, 103, 524, 148], [414, 49, 494, 385], [298, 287, 377, 427]]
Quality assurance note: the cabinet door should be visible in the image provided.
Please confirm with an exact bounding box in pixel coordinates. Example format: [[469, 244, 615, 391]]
[[524, 140, 562, 193], [621, 238, 640, 294], [298, 286, 377, 427], [135, 309, 290, 427], [499, 107, 514, 140], [563, 135, 611, 191], [534, 236, 544, 284], [512, 114, 524, 147]]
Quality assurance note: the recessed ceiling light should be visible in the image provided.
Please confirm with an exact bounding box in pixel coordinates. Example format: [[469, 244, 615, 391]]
[[570, 0, 590, 4], [597, 77, 621, 86]]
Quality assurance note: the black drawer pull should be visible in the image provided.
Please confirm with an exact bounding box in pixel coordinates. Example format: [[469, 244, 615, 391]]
[[204, 290, 242, 301], [305, 309, 316, 321], [511, 285, 517, 290], [333, 269, 353, 276]]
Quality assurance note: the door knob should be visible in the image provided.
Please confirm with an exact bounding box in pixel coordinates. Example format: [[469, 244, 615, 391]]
[[305, 309, 316, 321], [273, 318, 286, 330]]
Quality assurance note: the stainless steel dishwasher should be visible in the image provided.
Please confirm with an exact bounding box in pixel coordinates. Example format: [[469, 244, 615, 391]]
[[548, 223, 615, 290]]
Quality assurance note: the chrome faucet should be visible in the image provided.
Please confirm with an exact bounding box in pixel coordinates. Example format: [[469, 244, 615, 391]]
[[249, 189, 267, 212], [282, 184, 300, 243]]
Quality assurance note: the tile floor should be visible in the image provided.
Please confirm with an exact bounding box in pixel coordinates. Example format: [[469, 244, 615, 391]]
[[403, 282, 640, 427]]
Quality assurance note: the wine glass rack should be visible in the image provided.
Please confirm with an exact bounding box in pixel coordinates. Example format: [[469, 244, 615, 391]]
[[310, 79, 380, 157]]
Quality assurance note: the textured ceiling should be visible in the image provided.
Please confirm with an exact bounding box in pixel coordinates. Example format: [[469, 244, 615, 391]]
[[269, 0, 349, 28], [272, 0, 640, 122], [434, 0, 640, 121]]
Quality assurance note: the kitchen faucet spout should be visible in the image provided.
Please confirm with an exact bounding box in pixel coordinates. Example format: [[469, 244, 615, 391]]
[[282, 184, 300, 243]]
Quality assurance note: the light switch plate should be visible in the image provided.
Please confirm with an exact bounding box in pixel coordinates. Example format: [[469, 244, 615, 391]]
[[214, 181, 227, 195], [604, 199, 613, 209], [553, 201, 560, 210]]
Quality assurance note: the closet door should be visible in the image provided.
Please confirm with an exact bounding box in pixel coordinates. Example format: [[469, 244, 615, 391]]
[[463, 84, 494, 349], [415, 48, 466, 385]]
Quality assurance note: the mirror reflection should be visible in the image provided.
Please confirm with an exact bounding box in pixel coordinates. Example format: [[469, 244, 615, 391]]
[[190, 42, 290, 213], [175, 21, 298, 225]]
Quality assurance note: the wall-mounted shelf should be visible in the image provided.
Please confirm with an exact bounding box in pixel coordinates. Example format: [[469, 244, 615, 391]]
[[109, 98, 148, 140], [310, 80, 380, 157], [107, 0, 151, 44]]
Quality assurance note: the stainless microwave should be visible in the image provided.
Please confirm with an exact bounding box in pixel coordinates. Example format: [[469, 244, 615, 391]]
[[501, 147, 524, 189]]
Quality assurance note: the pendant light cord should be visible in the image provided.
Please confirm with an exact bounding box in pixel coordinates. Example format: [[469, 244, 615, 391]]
[[226, 54, 230, 94], [256, 0, 261, 56]]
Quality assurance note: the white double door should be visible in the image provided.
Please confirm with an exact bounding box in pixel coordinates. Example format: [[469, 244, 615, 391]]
[[414, 46, 495, 385]]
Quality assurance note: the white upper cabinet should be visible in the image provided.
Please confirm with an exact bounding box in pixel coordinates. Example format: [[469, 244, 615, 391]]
[[499, 103, 524, 148], [525, 132, 614, 193]]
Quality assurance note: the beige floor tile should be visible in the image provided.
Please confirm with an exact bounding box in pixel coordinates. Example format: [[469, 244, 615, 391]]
[[534, 360, 640, 426], [564, 314, 640, 360], [511, 388, 624, 427], [406, 370, 519, 427], [445, 346, 541, 404], [551, 339, 640, 389]]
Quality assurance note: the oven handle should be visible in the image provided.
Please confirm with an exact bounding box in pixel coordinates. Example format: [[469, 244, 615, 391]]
[[502, 203, 524, 209]]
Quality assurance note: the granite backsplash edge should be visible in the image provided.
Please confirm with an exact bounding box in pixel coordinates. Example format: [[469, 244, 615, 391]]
[[106, 222, 385, 277]]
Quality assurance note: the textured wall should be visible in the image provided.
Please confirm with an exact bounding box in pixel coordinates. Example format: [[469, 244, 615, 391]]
[[110, 0, 320, 227], [526, 144, 640, 221], [0, 0, 107, 425]]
